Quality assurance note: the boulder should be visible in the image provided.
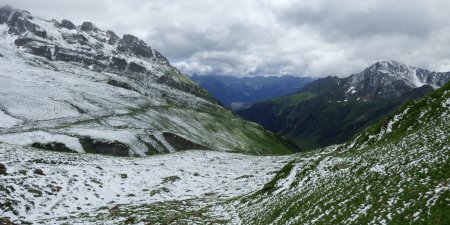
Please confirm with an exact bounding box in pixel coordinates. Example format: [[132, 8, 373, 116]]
[[80, 21, 96, 32], [61, 19, 76, 30], [106, 30, 121, 45], [0, 163, 7, 175], [33, 168, 45, 176]]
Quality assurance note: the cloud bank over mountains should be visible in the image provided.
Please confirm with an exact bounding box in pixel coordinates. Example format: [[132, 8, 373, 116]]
[[2, 0, 450, 77]]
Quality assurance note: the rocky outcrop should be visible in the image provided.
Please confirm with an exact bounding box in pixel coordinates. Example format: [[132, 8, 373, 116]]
[[80, 21, 97, 32], [60, 19, 76, 30], [0, 163, 6, 175]]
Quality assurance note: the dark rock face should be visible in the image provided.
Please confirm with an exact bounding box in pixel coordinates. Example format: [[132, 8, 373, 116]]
[[56, 51, 84, 63], [7, 11, 46, 38], [31, 142, 75, 153], [0, 163, 7, 175], [107, 79, 138, 92], [128, 62, 146, 73], [110, 57, 127, 70], [106, 30, 120, 45], [0, 5, 14, 23], [80, 137, 130, 156], [61, 19, 76, 30], [154, 50, 170, 65], [120, 34, 154, 58], [163, 132, 209, 151], [33, 168, 45, 176], [80, 21, 96, 32], [13, 37, 34, 46], [14, 37, 56, 60]]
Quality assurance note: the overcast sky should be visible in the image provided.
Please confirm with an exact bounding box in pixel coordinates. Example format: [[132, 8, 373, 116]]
[[2, 0, 450, 77]]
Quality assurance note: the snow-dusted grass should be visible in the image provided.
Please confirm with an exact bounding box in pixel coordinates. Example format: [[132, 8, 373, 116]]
[[214, 81, 450, 225], [0, 144, 289, 224]]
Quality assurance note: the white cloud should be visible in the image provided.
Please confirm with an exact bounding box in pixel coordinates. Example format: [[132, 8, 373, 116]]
[[173, 61, 213, 75]]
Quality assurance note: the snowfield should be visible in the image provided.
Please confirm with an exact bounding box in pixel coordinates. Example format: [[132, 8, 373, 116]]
[[0, 143, 290, 224]]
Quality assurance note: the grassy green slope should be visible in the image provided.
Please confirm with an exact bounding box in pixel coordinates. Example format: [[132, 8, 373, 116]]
[[228, 81, 450, 224], [237, 85, 433, 151]]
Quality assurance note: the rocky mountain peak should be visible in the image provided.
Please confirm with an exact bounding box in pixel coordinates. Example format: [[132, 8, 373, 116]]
[[0, 5, 169, 65], [0, 5, 30, 22], [0, 6, 46, 38], [365, 60, 415, 75], [0, 5, 216, 102], [106, 30, 120, 45], [60, 19, 76, 30], [119, 34, 154, 58], [80, 21, 98, 32]]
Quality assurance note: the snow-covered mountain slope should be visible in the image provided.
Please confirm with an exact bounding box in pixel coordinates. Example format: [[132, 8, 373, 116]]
[[222, 81, 450, 224], [0, 144, 290, 224], [0, 6, 298, 155], [342, 60, 450, 101]]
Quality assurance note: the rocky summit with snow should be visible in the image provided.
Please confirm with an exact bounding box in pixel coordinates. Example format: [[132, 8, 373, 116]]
[[237, 60, 450, 150], [0, 6, 298, 156], [334, 60, 450, 101]]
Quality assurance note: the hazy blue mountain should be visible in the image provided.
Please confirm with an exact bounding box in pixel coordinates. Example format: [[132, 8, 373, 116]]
[[190, 75, 314, 109]]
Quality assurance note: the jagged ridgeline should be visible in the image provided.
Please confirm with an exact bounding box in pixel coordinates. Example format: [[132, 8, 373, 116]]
[[225, 81, 450, 224], [0, 6, 300, 155], [238, 60, 450, 150]]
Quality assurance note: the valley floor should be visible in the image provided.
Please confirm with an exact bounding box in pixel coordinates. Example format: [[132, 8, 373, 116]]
[[0, 144, 290, 224]]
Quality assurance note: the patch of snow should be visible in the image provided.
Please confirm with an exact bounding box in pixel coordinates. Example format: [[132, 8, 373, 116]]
[[67, 128, 148, 156], [386, 108, 410, 133], [0, 110, 22, 128], [346, 86, 356, 94], [0, 131, 84, 152], [369, 165, 385, 174], [274, 164, 300, 194]]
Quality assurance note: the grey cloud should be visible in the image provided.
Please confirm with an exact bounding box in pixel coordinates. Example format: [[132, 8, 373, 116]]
[[1, 0, 450, 77], [276, 0, 448, 41]]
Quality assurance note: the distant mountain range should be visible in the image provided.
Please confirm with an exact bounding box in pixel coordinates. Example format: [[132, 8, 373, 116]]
[[237, 60, 450, 150], [190, 75, 314, 109]]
